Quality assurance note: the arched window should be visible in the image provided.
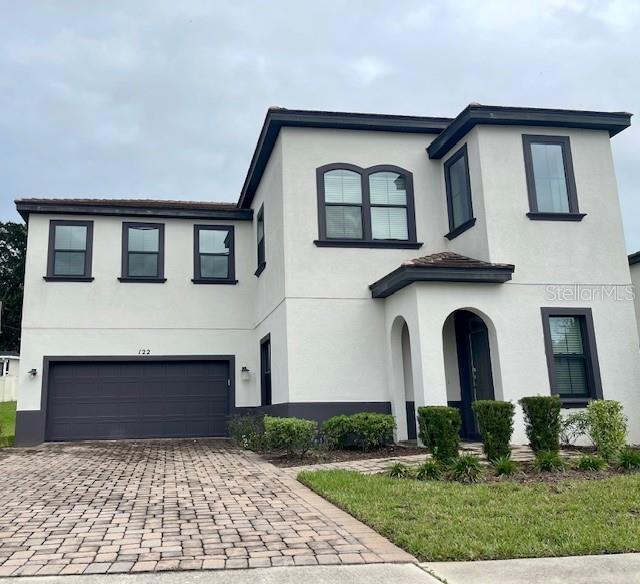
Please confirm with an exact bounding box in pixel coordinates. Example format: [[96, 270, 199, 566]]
[[316, 164, 418, 248]]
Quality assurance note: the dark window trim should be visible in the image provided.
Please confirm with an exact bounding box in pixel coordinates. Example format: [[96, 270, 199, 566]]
[[523, 134, 581, 219], [45, 220, 94, 281], [119, 222, 165, 283], [540, 307, 603, 406], [443, 144, 475, 239], [315, 163, 418, 247], [255, 204, 266, 277], [260, 333, 272, 407], [192, 225, 237, 284]]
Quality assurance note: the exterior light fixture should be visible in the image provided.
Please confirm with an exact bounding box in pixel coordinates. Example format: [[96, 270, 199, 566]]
[[28, 368, 37, 377], [241, 366, 251, 381]]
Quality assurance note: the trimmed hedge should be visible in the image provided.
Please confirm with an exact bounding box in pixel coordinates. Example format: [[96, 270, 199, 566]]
[[228, 414, 266, 452], [472, 400, 515, 461], [519, 396, 562, 453], [417, 406, 460, 463], [322, 412, 395, 451], [586, 400, 627, 461], [264, 416, 317, 456]]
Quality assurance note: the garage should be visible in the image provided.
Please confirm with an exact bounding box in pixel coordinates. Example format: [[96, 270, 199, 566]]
[[45, 358, 231, 441]]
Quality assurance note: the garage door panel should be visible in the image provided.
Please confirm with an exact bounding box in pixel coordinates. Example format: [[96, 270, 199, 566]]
[[45, 359, 230, 441]]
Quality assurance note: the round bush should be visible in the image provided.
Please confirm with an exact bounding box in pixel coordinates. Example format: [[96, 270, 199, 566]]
[[264, 416, 317, 456], [519, 396, 562, 453]]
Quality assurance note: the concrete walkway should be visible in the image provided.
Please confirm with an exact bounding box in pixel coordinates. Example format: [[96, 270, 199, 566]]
[[1, 554, 639, 583]]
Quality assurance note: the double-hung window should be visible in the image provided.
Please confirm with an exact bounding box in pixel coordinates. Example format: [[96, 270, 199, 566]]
[[541, 308, 602, 405], [523, 135, 583, 220], [443, 144, 475, 239], [46, 220, 93, 281], [120, 222, 165, 282], [316, 164, 418, 247], [261, 334, 272, 406], [193, 225, 236, 283]]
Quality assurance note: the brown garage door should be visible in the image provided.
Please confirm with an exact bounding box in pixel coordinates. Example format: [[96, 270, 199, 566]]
[[45, 359, 230, 441]]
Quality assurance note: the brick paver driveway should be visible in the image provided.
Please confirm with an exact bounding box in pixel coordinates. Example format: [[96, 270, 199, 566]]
[[0, 439, 412, 577]]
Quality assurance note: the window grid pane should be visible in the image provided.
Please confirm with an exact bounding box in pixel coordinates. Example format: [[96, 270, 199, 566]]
[[128, 252, 159, 277], [371, 207, 408, 240], [326, 206, 363, 239], [324, 170, 362, 204], [448, 156, 472, 227], [200, 255, 229, 279], [54, 251, 86, 276], [369, 172, 407, 205], [55, 225, 87, 251], [531, 143, 570, 213], [128, 227, 159, 252]]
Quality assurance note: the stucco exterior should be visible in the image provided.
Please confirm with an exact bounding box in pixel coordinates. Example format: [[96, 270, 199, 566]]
[[14, 105, 640, 447]]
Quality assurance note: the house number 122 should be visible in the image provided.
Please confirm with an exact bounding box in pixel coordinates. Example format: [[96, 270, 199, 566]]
[[138, 349, 151, 355]]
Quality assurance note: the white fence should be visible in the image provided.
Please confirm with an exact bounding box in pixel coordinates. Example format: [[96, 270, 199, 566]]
[[0, 375, 17, 402]]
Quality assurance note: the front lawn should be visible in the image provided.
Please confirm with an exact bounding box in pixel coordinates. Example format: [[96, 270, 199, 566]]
[[298, 469, 640, 561], [0, 401, 16, 447]]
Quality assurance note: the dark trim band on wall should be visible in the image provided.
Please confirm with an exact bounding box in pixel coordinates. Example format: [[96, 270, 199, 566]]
[[15, 355, 236, 447], [45, 219, 94, 281], [540, 307, 603, 407], [522, 134, 581, 218]]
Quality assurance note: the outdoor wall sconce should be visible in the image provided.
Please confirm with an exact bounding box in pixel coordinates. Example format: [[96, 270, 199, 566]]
[[241, 366, 251, 381], [28, 368, 37, 377]]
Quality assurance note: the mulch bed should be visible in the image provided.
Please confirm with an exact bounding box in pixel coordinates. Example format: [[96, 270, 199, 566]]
[[263, 444, 426, 467], [482, 462, 622, 485]]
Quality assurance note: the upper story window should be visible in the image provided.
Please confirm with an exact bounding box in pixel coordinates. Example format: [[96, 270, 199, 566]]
[[523, 135, 584, 221], [255, 204, 266, 277], [315, 163, 419, 249], [193, 225, 236, 284], [261, 334, 272, 406], [120, 222, 166, 283], [443, 144, 475, 240], [45, 220, 94, 281], [541, 308, 602, 406]]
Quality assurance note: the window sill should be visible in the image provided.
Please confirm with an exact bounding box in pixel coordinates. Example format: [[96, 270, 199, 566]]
[[192, 278, 238, 285], [444, 217, 476, 240], [118, 277, 167, 283], [43, 276, 94, 282], [558, 396, 594, 408], [314, 240, 423, 249], [527, 212, 586, 221], [255, 262, 266, 277]]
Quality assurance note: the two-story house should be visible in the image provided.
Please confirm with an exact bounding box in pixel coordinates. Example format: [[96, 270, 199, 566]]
[[14, 104, 640, 447]]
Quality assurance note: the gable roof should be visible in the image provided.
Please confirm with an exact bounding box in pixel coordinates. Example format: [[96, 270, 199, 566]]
[[369, 252, 515, 299], [15, 198, 252, 221], [237, 107, 453, 209], [427, 104, 632, 159]]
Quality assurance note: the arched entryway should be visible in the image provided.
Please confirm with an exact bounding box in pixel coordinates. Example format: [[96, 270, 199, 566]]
[[442, 309, 496, 440], [390, 316, 417, 441]]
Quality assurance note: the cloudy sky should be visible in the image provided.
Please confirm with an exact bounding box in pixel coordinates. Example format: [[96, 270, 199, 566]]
[[0, 0, 638, 251]]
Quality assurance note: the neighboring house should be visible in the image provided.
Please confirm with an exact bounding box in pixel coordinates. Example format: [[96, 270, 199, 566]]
[[631, 252, 640, 337], [13, 104, 640, 447], [0, 353, 20, 402]]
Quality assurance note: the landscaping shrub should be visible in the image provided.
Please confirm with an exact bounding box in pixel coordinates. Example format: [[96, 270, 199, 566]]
[[493, 456, 518, 476], [519, 396, 562, 453], [415, 460, 443, 481], [617, 448, 640, 471], [321, 412, 395, 451], [417, 406, 461, 463], [228, 414, 266, 451], [472, 400, 514, 461], [448, 454, 483, 483], [263, 416, 317, 456], [560, 411, 590, 446], [387, 462, 413, 479], [576, 454, 606, 471], [585, 400, 627, 462], [533, 450, 566, 472]]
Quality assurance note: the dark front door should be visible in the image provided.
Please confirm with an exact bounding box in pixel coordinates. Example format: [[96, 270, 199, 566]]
[[45, 359, 230, 441], [454, 312, 495, 439]]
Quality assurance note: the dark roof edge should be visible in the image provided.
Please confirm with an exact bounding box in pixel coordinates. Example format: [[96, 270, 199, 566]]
[[427, 105, 632, 159], [15, 200, 253, 222], [629, 251, 640, 266], [369, 264, 515, 299], [238, 108, 453, 208]]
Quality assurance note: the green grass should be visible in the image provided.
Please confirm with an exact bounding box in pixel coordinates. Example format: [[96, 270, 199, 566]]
[[299, 469, 640, 561], [0, 401, 16, 447]]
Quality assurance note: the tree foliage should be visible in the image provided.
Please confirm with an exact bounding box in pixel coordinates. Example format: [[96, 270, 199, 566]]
[[0, 222, 27, 352]]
